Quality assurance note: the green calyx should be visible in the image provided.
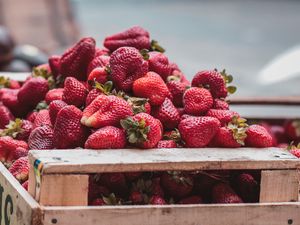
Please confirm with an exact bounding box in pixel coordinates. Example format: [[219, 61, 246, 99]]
[[140, 49, 150, 60], [0, 76, 11, 89], [104, 65, 112, 75], [35, 101, 48, 111], [287, 141, 300, 151], [220, 69, 237, 94], [163, 129, 181, 143], [167, 75, 180, 82], [227, 116, 248, 146], [292, 120, 300, 137], [150, 40, 165, 53], [93, 81, 113, 95], [120, 117, 150, 144], [32, 67, 56, 89], [102, 193, 122, 205], [0, 118, 24, 138], [126, 97, 149, 114]]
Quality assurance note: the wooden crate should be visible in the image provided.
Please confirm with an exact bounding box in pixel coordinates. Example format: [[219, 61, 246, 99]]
[[1, 148, 299, 225]]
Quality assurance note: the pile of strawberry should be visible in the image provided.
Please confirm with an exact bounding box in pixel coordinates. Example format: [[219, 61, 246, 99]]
[[0, 26, 279, 198]]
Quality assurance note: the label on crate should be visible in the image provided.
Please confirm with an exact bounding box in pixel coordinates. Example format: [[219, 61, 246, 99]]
[[0, 183, 13, 225]]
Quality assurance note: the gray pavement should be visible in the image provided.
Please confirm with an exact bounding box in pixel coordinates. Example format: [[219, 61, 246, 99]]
[[71, 0, 300, 96]]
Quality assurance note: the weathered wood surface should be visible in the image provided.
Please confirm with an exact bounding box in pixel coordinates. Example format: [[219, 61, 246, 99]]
[[29, 148, 300, 174], [260, 170, 299, 203], [0, 72, 30, 81], [0, 163, 41, 225], [42, 202, 300, 225]]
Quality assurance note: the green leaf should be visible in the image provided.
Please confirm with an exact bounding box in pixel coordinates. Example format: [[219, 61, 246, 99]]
[[140, 49, 150, 60], [227, 86, 237, 94], [150, 40, 165, 53]]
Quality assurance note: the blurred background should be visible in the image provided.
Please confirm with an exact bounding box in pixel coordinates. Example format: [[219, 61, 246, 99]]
[[0, 0, 300, 96]]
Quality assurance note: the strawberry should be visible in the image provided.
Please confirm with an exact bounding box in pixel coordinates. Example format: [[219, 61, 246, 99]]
[[87, 67, 109, 88], [287, 143, 300, 158], [90, 198, 106, 206], [213, 99, 229, 110], [245, 125, 273, 147], [284, 120, 300, 142], [172, 69, 190, 86], [22, 180, 29, 190], [178, 196, 203, 204], [129, 191, 144, 205], [212, 183, 243, 204], [161, 171, 194, 199], [151, 98, 180, 130], [151, 177, 165, 197], [87, 54, 110, 75], [62, 77, 88, 107], [0, 119, 33, 141], [148, 52, 171, 80], [53, 105, 88, 148], [28, 125, 54, 150], [149, 195, 166, 205], [85, 89, 102, 106], [104, 26, 150, 51], [99, 173, 128, 197], [110, 47, 148, 91], [234, 173, 259, 203], [133, 72, 171, 106], [166, 78, 187, 107], [18, 77, 49, 108], [88, 175, 110, 202], [33, 109, 52, 129], [157, 140, 177, 148], [0, 104, 14, 129], [126, 97, 151, 115], [179, 116, 220, 147], [0, 136, 28, 163], [60, 37, 96, 80], [48, 100, 67, 125], [192, 69, 236, 98], [95, 47, 109, 57], [269, 125, 288, 145], [0, 76, 20, 89], [120, 113, 162, 149], [8, 156, 29, 183], [183, 87, 213, 115], [45, 88, 64, 104], [48, 55, 61, 78], [81, 95, 133, 128], [26, 111, 38, 123], [1, 89, 29, 117], [85, 126, 126, 149], [212, 117, 248, 148], [206, 109, 240, 126]]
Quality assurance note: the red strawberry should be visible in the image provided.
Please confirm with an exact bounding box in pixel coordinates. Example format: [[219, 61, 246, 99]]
[[104, 26, 150, 51], [88, 175, 110, 202], [212, 183, 243, 204], [213, 99, 229, 110], [110, 47, 148, 91], [0, 136, 28, 163], [157, 140, 177, 148], [245, 125, 273, 147], [212, 117, 248, 148], [100, 173, 128, 197], [161, 171, 194, 199], [85, 126, 126, 149], [8, 156, 29, 183], [53, 105, 88, 148], [90, 198, 106, 206], [87, 67, 109, 88], [0, 76, 20, 89], [178, 196, 203, 204], [87, 54, 110, 75], [133, 72, 171, 106], [290, 146, 300, 158], [85, 89, 102, 106], [33, 109, 52, 129], [1, 89, 29, 117], [172, 69, 190, 86], [151, 177, 165, 197], [192, 70, 234, 98], [151, 98, 180, 130], [284, 120, 300, 142], [60, 37, 96, 80], [62, 77, 88, 107], [18, 77, 49, 108], [48, 100, 68, 125], [120, 113, 162, 149], [206, 109, 240, 126], [26, 111, 38, 123], [48, 55, 61, 78], [129, 191, 144, 205], [234, 173, 259, 203], [183, 87, 213, 115], [28, 125, 54, 150], [81, 95, 133, 128], [95, 47, 109, 57], [166, 78, 187, 107], [45, 88, 64, 104], [178, 116, 220, 147], [22, 180, 29, 190], [126, 97, 151, 115], [148, 52, 171, 80], [149, 195, 166, 205], [0, 104, 14, 129], [269, 125, 288, 145], [0, 119, 33, 141]]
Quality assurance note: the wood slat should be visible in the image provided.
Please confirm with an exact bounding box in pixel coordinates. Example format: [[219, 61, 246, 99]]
[[42, 203, 300, 225], [29, 148, 300, 174], [0, 72, 30, 81]]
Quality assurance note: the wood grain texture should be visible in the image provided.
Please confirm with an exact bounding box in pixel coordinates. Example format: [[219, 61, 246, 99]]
[[29, 148, 300, 174], [42, 203, 300, 225], [39, 174, 89, 206], [0, 163, 41, 225], [260, 170, 299, 203]]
